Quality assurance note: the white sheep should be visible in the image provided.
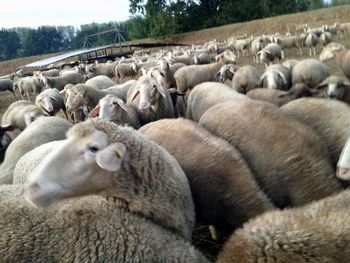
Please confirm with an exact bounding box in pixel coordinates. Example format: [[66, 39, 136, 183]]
[[91, 94, 141, 129], [35, 89, 68, 119], [292, 59, 329, 88], [2, 100, 47, 131], [41, 72, 84, 91], [0, 119, 210, 262], [174, 50, 237, 93], [257, 64, 291, 90], [84, 75, 116, 90], [17, 76, 44, 101], [0, 116, 72, 184], [258, 43, 282, 67], [127, 75, 176, 125], [305, 32, 319, 56], [216, 189, 350, 263]]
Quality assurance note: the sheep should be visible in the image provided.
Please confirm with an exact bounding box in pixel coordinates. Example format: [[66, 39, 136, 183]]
[[305, 32, 319, 56], [246, 88, 293, 106], [41, 72, 84, 91], [250, 37, 265, 63], [86, 61, 118, 78], [140, 118, 274, 244], [273, 35, 304, 56], [319, 31, 333, 46], [2, 100, 47, 131], [174, 50, 237, 93], [282, 59, 300, 71], [0, 78, 15, 97], [186, 82, 249, 122], [257, 64, 291, 91], [13, 140, 64, 184], [102, 79, 137, 101], [114, 62, 139, 82], [84, 75, 116, 90], [291, 58, 329, 88], [247, 83, 314, 107], [199, 100, 343, 208], [231, 65, 261, 94], [216, 64, 237, 84], [0, 116, 72, 184], [0, 186, 208, 262], [35, 88, 68, 119], [65, 84, 115, 114], [282, 98, 350, 168], [126, 75, 176, 125], [216, 189, 350, 263], [24, 118, 196, 242], [319, 42, 346, 61], [17, 76, 44, 101], [194, 53, 215, 64], [342, 50, 350, 80], [316, 75, 350, 102], [258, 43, 282, 67], [90, 94, 141, 129]]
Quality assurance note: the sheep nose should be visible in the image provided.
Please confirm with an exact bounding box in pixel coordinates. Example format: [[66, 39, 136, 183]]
[[329, 93, 336, 99], [139, 102, 150, 111]]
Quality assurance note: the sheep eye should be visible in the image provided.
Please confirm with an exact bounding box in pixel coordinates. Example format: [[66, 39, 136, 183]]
[[112, 101, 118, 105], [88, 146, 99, 153]]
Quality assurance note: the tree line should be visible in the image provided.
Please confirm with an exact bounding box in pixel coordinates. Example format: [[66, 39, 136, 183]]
[[0, 0, 346, 61]]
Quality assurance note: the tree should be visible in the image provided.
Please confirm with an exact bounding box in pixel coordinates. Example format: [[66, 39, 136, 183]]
[[0, 30, 21, 61]]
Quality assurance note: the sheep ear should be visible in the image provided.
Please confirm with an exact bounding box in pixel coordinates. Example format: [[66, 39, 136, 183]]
[[96, 142, 127, 172], [316, 81, 327, 89], [117, 99, 128, 112], [257, 73, 266, 86], [155, 84, 166, 98], [1, 124, 15, 132], [276, 70, 288, 84], [130, 89, 140, 102], [89, 105, 100, 117]]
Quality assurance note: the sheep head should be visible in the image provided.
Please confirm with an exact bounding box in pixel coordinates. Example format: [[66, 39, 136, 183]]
[[98, 94, 128, 122], [66, 84, 89, 112], [129, 76, 166, 112]]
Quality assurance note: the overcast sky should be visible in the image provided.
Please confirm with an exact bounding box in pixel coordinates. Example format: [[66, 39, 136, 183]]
[[0, 0, 131, 29]]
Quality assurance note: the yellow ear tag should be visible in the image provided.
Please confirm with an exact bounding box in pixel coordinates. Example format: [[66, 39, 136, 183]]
[[115, 148, 123, 158]]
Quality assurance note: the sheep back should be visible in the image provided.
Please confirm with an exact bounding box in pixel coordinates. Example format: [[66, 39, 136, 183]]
[[199, 100, 343, 208]]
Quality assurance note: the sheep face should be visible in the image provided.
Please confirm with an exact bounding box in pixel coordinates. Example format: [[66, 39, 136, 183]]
[[318, 78, 350, 99], [319, 48, 335, 61], [99, 95, 127, 122], [24, 123, 127, 208], [66, 86, 88, 112], [35, 95, 54, 114], [130, 76, 166, 112]]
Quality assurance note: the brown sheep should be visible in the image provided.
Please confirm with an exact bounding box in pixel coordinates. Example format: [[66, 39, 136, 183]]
[[139, 118, 274, 242], [281, 98, 350, 168], [246, 84, 314, 107], [216, 189, 350, 263], [199, 100, 343, 208], [186, 82, 249, 122]]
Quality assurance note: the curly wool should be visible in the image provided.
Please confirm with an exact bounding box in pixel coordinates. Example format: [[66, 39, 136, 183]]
[[0, 185, 208, 263]]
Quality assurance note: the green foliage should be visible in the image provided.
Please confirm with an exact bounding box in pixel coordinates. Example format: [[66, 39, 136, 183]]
[[0, 30, 21, 61]]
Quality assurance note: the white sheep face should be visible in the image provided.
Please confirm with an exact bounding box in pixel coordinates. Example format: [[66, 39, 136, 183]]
[[24, 124, 128, 208], [99, 95, 127, 122]]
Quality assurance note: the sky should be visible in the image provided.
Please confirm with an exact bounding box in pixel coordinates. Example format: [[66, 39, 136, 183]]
[[0, 0, 131, 29]]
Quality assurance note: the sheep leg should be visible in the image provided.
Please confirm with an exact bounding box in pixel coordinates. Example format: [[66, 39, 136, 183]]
[[313, 47, 316, 56], [281, 50, 285, 59]]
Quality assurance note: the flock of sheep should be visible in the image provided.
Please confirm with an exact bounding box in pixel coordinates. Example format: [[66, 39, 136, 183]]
[[1, 20, 350, 262]]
